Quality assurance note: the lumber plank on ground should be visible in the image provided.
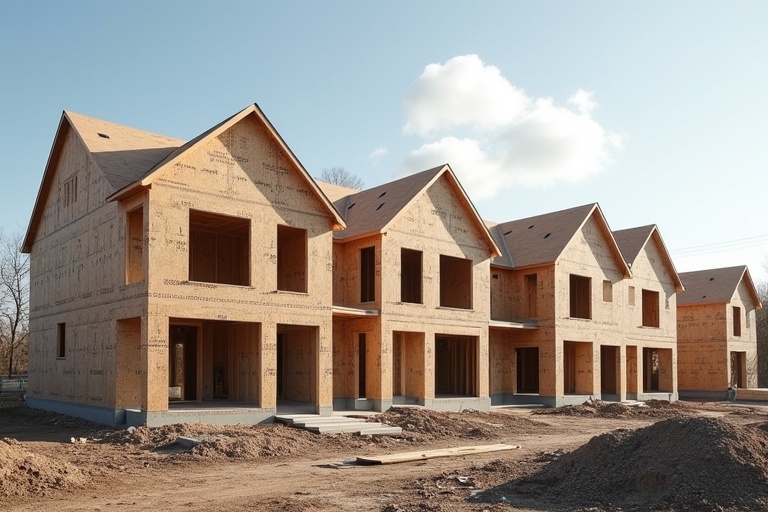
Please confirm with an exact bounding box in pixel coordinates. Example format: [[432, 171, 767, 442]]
[[356, 443, 519, 465]]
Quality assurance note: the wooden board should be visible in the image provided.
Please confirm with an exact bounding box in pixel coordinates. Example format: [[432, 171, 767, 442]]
[[356, 443, 519, 465]]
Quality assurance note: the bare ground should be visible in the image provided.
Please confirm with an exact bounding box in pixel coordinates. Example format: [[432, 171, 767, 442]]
[[1, 397, 767, 512]]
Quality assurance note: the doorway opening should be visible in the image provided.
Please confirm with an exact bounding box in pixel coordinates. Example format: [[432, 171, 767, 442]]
[[435, 335, 477, 397], [516, 347, 539, 393]]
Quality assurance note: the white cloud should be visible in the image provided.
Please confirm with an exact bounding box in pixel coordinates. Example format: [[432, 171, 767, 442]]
[[368, 146, 388, 162], [399, 55, 622, 199], [403, 54, 529, 136]]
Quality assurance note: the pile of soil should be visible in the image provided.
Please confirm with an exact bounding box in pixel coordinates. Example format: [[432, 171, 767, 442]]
[[476, 416, 768, 511], [0, 438, 86, 498], [375, 407, 545, 442], [106, 422, 322, 460], [534, 399, 694, 419]]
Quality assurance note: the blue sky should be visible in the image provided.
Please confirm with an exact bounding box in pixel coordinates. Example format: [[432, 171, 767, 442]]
[[2, 1, 767, 281]]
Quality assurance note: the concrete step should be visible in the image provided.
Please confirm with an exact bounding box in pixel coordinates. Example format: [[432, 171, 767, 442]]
[[276, 413, 401, 436]]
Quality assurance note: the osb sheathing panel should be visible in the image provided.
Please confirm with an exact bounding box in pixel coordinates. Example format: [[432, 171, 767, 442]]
[[332, 237, 381, 309], [619, 239, 678, 347], [331, 175, 494, 404], [379, 175, 493, 400], [138, 117, 336, 411], [554, 214, 630, 396], [677, 281, 759, 390], [490, 266, 558, 397], [332, 316, 380, 398], [27, 131, 146, 408], [616, 236, 679, 393]]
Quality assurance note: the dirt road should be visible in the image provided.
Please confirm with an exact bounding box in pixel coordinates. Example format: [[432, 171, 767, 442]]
[[2, 399, 767, 511]]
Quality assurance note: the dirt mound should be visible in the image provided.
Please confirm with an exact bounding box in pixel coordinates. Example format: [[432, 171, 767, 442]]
[[476, 416, 768, 511], [0, 438, 86, 498], [533, 399, 694, 419], [375, 407, 544, 442], [107, 422, 321, 460]]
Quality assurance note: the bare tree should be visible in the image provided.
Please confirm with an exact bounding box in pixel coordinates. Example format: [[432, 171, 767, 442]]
[[319, 167, 364, 190], [757, 261, 768, 387], [0, 231, 29, 378]]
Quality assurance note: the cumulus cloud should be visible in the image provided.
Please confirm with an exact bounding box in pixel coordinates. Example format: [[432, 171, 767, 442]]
[[368, 146, 388, 163], [399, 55, 622, 198]]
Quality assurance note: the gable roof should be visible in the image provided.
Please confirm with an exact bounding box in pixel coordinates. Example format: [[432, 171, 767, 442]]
[[22, 111, 184, 252], [23, 105, 345, 252], [322, 165, 500, 257], [677, 265, 763, 308], [490, 203, 631, 276], [106, 104, 344, 229], [613, 224, 684, 292]]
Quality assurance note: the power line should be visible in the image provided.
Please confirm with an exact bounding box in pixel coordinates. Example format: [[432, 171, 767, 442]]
[[670, 234, 768, 257]]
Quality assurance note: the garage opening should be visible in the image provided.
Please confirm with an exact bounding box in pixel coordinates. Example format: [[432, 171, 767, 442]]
[[516, 347, 539, 393], [189, 210, 250, 286], [435, 335, 477, 397], [277, 324, 318, 411]]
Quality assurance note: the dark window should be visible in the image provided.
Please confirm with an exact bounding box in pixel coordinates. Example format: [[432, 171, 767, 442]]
[[126, 206, 144, 284], [733, 306, 741, 337], [569, 274, 591, 319], [189, 210, 250, 286], [360, 247, 375, 302], [400, 248, 423, 303], [524, 274, 537, 317], [439, 255, 473, 309], [358, 333, 367, 398], [57, 323, 66, 358], [642, 289, 660, 327], [277, 225, 307, 292]]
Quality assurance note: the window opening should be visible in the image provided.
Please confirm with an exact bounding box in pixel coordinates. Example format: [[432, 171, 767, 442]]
[[439, 255, 472, 309], [569, 274, 591, 319], [400, 248, 423, 303], [189, 210, 250, 286], [277, 225, 307, 292], [360, 247, 375, 302]]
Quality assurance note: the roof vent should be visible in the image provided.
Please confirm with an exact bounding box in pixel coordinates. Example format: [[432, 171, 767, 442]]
[[97, 132, 110, 139], [709, 277, 715, 281], [503, 230, 512, 236], [543, 233, 552, 239], [378, 191, 387, 198], [347, 203, 355, 210], [376, 203, 385, 211], [528, 225, 534, 229]]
